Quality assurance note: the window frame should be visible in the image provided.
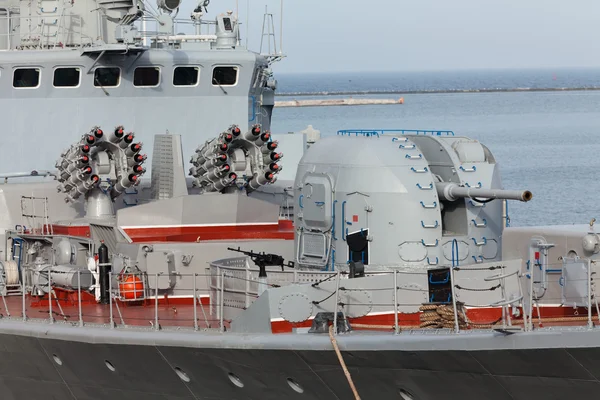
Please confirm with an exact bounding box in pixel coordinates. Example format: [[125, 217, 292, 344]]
[[172, 65, 200, 87], [52, 66, 82, 89], [133, 66, 161, 88], [211, 65, 239, 87], [13, 67, 41, 89], [93, 66, 122, 88]]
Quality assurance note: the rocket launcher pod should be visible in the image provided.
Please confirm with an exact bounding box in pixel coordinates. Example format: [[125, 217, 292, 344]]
[[435, 182, 533, 203], [266, 162, 280, 172], [110, 174, 139, 198], [130, 164, 145, 174], [261, 141, 278, 153], [263, 152, 282, 162], [83, 135, 95, 145], [108, 126, 125, 143], [128, 153, 147, 167], [230, 125, 241, 137], [219, 131, 234, 143], [80, 144, 91, 154], [244, 124, 261, 141], [92, 127, 104, 140], [71, 175, 100, 200], [119, 133, 135, 149], [205, 164, 230, 181], [125, 143, 142, 157], [255, 131, 271, 147], [248, 171, 274, 191]]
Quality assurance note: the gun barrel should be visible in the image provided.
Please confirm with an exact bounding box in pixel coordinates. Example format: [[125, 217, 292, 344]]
[[436, 182, 532, 202]]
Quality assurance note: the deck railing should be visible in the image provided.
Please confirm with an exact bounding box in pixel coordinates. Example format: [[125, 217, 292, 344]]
[[0, 256, 596, 336]]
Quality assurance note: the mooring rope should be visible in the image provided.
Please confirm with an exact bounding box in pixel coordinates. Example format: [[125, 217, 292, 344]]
[[329, 325, 361, 399]]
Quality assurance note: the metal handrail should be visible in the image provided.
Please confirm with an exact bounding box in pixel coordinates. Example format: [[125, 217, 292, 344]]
[[3, 257, 598, 336]]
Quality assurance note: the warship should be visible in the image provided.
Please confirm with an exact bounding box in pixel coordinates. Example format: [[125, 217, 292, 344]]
[[0, 0, 597, 398]]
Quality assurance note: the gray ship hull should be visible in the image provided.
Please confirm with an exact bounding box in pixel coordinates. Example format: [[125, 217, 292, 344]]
[[0, 321, 598, 400]]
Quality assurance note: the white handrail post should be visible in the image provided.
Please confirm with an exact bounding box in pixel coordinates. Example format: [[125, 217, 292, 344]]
[[393, 270, 399, 335], [78, 270, 83, 327], [333, 271, 341, 336], [450, 266, 459, 333], [109, 271, 114, 328], [219, 269, 225, 333], [588, 259, 593, 329], [193, 273, 198, 331]]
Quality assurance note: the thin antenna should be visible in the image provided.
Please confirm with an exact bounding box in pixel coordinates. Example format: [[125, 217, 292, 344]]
[[235, 0, 239, 19], [279, 0, 283, 54], [245, 0, 249, 48]]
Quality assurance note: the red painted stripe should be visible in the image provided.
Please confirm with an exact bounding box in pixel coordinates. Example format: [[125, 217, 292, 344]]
[[269, 306, 596, 334], [125, 220, 294, 243], [48, 220, 295, 243], [50, 225, 91, 238]]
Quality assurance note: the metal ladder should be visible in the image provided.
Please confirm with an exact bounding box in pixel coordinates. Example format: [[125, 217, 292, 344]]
[[20, 195, 53, 235]]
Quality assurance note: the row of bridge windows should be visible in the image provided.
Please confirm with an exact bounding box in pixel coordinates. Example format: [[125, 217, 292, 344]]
[[12, 66, 239, 89]]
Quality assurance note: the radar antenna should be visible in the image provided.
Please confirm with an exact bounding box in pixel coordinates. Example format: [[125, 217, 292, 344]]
[[189, 124, 283, 194]]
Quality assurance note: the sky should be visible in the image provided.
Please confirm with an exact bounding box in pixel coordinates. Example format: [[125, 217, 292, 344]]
[[178, 0, 600, 74]]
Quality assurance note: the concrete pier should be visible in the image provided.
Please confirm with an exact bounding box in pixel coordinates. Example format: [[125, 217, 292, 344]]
[[274, 97, 404, 108]]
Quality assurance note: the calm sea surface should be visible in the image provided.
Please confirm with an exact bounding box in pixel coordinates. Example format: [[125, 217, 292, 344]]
[[271, 69, 600, 227]]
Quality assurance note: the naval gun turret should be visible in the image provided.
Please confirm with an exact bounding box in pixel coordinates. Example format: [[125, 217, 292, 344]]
[[189, 124, 283, 194], [55, 126, 146, 217], [293, 132, 532, 272]]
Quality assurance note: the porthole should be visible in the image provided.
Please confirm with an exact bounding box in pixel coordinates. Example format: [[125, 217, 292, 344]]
[[228, 372, 244, 388], [52, 354, 62, 366], [105, 360, 116, 372], [174, 367, 190, 382], [287, 377, 304, 393], [399, 388, 415, 400]]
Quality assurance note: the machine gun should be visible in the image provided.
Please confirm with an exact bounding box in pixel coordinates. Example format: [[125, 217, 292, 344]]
[[227, 247, 295, 277]]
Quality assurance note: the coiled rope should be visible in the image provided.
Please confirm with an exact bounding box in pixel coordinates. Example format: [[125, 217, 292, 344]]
[[419, 303, 468, 329], [329, 325, 361, 399]]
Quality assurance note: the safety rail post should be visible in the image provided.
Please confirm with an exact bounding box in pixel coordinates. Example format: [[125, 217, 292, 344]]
[[48, 267, 53, 324], [449, 266, 459, 333], [245, 266, 250, 309], [393, 270, 399, 335], [333, 271, 341, 336], [528, 263, 534, 332], [219, 269, 225, 333], [588, 259, 593, 329], [109, 271, 114, 328], [77, 270, 83, 327], [500, 264, 509, 327], [193, 273, 198, 331], [21, 278, 26, 321], [154, 273, 159, 331]]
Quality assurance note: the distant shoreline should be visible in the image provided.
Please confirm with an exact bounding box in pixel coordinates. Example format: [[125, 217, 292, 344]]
[[276, 87, 600, 97]]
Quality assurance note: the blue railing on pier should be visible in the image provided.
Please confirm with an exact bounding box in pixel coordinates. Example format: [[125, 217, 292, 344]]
[[336, 129, 455, 137]]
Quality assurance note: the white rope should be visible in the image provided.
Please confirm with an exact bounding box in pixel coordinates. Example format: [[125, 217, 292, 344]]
[[329, 325, 361, 399], [3, 261, 20, 285]]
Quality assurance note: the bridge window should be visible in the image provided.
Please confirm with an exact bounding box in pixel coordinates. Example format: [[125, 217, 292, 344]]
[[134, 67, 160, 87], [13, 68, 40, 88], [212, 66, 238, 86], [54, 67, 80, 87], [94, 67, 120, 87], [173, 66, 199, 86]]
